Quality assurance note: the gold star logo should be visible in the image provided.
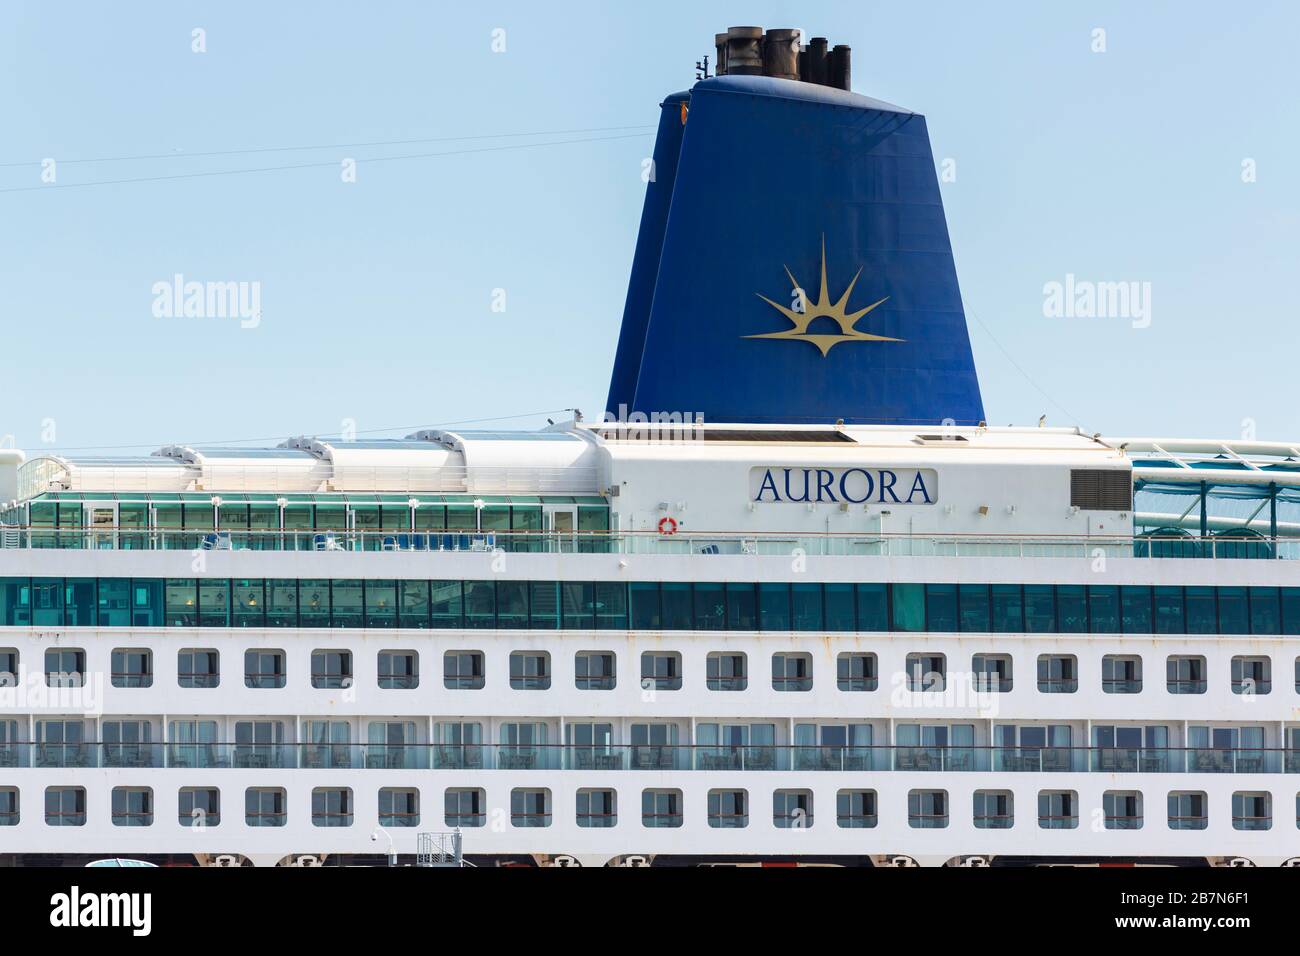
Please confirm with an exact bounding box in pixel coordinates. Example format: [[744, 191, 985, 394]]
[[745, 236, 902, 356]]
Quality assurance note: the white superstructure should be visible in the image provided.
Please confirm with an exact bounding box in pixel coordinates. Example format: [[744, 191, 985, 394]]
[[1, 422, 1298, 866]]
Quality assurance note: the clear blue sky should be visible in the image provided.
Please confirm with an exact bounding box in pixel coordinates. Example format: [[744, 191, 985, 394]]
[[2, 1, 1296, 453]]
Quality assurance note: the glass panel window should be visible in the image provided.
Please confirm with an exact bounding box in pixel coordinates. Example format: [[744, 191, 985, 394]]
[[443, 651, 484, 690], [1167, 791, 1206, 830], [365, 580, 397, 628], [1154, 587, 1185, 634], [267, 580, 298, 627], [824, 584, 855, 631], [311, 788, 353, 827], [430, 581, 463, 628], [1121, 586, 1153, 634], [640, 652, 681, 690], [1037, 654, 1077, 693], [1102, 655, 1142, 694], [773, 790, 813, 829], [64, 579, 95, 626], [1232, 792, 1271, 831], [496, 581, 529, 629], [791, 583, 824, 631], [179, 787, 220, 827], [463, 580, 496, 629], [1185, 587, 1217, 634], [837, 653, 877, 692], [528, 581, 559, 628], [97, 579, 130, 627], [1166, 656, 1205, 695], [510, 789, 550, 827], [1231, 656, 1271, 695], [231, 579, 264, 627], [891, 583, 924, 632], [958, 584, 990, 632], [925, 584, 957, 632], [908, 790, 948, 828], [990, 584, 1024, 633], [1088, 586, 1119, 633], [1023, 585, 1056, 632], [331, 580, 363, 628], [707, 789, 748, 828], [905, 653, 945, 691], [1056, 585, 1087, 633], [445, 788, 485, 827], [972, 654, 1012, 692], [378, 650, 418, 689], [1038, 790, 1078, 829], [561, 582, 594, 629], [1218, 587, 1248, 635], [244, 649, 286, 689], [379, 788, 419, 828], [973, 790, 1013, 829], [399, 580, 430, 629], [509, 651, 550, 690], [856, 584, 888, 631], [246, 788, 286, 827], [111, 787, 153, 827], [31, 578, 63, 627], [707, 652, 747, 691], [575, 651, 616, 690], [642, 789, 683, 828], [45, 787, 86, 826], [576, 789, 617, 828], [44, 649, 85, 688], [110, 648, 152, 688], [757, 583, 791, 631], [198, 579, 229, 628], [630, 582, 661, 629], [311, 649, 353, 689], [772, 652, 812, 692], [1249, 588, 1281, 635], [1104, 791, 1142, 830], [693, 582, 726, 631], [299, 580, 330, 628], [661, 583, 692, 630], [836, 789, 877, 828]]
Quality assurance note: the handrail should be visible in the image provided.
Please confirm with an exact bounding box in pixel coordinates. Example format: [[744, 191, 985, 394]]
[[1, 742, 1297, 773], [0, 526, 1294, 559]]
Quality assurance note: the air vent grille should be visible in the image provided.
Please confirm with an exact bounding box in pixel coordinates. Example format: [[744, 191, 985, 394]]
[[1070, 469, 1132, 511]]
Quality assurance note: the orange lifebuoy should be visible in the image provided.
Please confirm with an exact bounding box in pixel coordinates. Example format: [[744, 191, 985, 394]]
[[657, 516, 678, 535]]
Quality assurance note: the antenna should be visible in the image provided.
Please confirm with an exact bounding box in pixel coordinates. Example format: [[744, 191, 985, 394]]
[[695, 54, 711, 80]]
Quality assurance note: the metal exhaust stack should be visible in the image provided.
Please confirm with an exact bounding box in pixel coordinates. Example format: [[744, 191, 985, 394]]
[[714, 26, 851, 90], [762, 28, 801, 81], [723, 26, 764, 75]]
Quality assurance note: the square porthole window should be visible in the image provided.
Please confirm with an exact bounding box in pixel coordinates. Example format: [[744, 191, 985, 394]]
[[110, 649, 152, 688], [836, 790, 877, 828], [707, 652, 747, 691], [836, 653, 877, 692], [509, 651, 551, 690]]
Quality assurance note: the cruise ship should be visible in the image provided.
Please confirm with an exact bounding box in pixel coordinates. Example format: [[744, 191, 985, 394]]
[[2, 25, 1298, 868]]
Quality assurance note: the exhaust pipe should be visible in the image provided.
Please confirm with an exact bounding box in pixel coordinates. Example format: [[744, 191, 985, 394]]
[[762, 28, 801, 80], [712, 26, 850, 90], [723, 26, 764, 75]]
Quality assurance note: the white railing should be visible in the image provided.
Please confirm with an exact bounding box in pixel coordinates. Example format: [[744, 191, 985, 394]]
[[0, 527, 1294, 560]]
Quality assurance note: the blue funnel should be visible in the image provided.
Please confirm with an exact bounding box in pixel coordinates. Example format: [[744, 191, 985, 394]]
[[606, 75, 984, 426]]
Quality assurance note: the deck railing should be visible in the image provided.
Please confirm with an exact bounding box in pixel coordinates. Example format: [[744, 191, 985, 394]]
[[1, 743, 1297, 773], [0, 527, 1295, 559]]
